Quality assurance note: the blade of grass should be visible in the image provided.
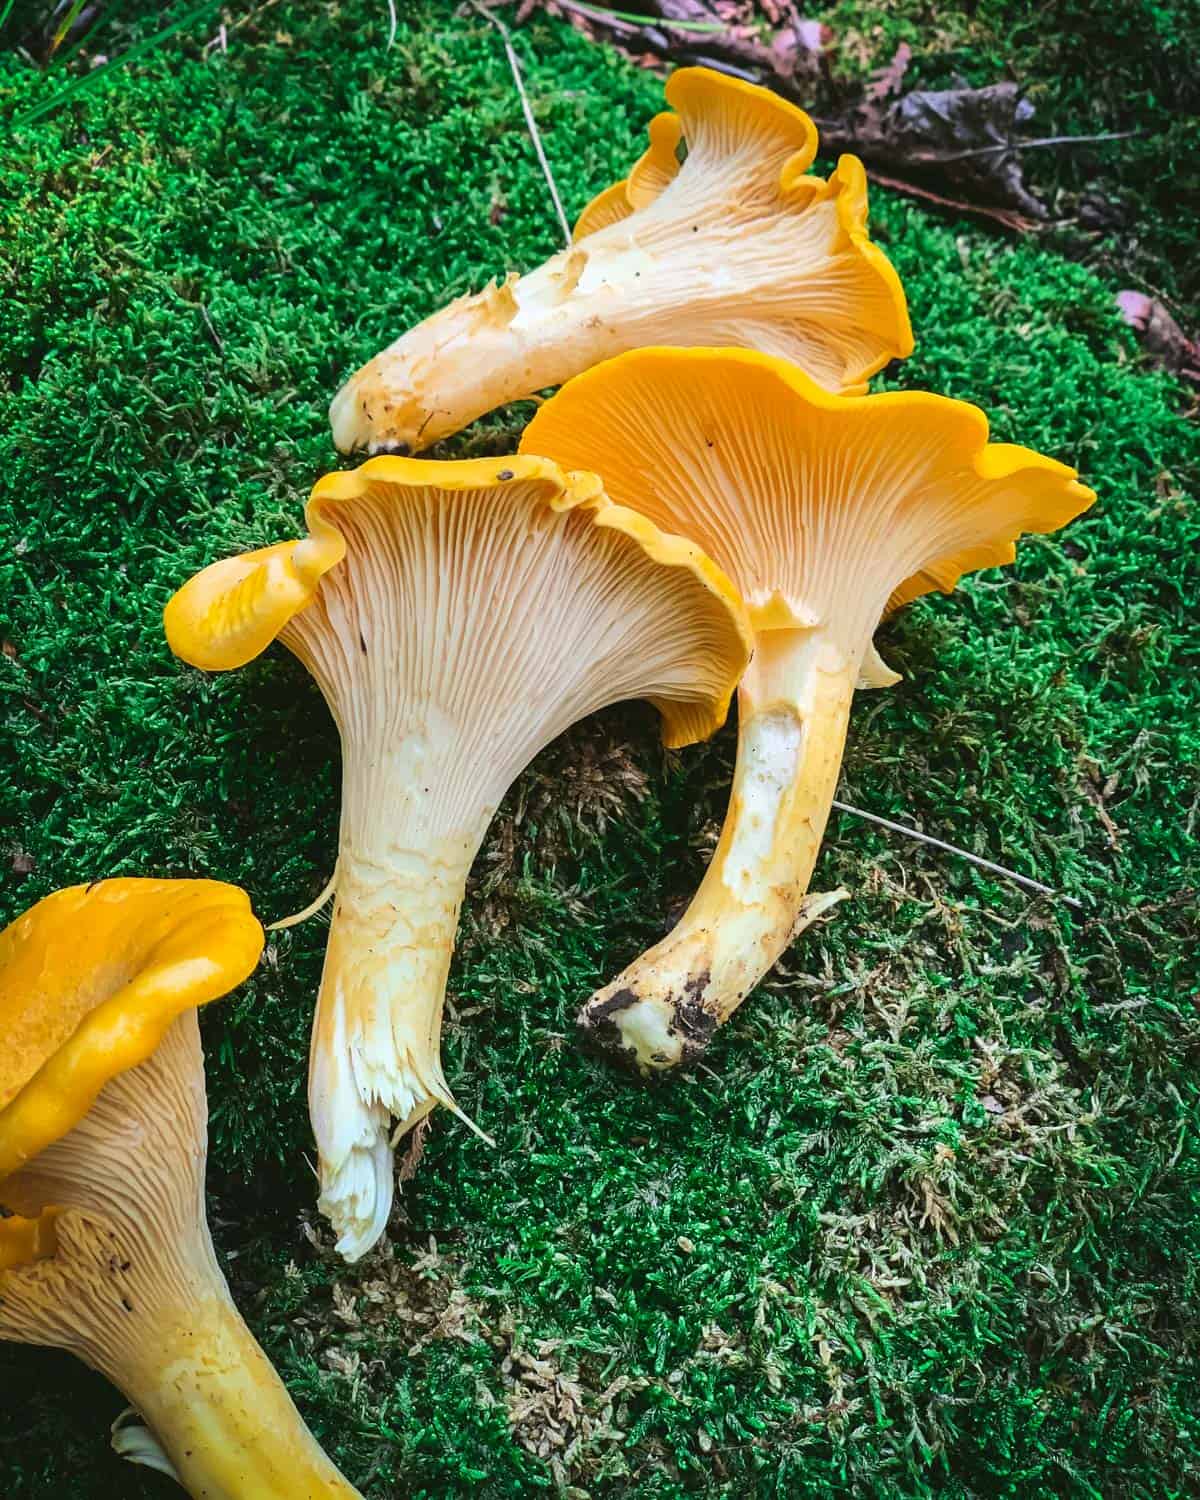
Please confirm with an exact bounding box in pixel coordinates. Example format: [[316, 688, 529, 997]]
[[6, 0, 224, 136], [50, 0, 90, 57], [470, 0, 572, 245], [51, 0, 134, 70], [559, 1, 730, 34]]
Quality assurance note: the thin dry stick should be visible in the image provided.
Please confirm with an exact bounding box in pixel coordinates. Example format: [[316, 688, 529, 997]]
[[487, 8, 1085, 912], [386, 0, 398, 49], [553, 0, 729, 32], [832, 800, 1083, 909], [468, 0, 573, 246], [932, 130, 1137, 163]]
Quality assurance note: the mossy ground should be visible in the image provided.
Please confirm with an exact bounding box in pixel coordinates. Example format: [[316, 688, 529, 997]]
[[1, 2, 1198, 1497]]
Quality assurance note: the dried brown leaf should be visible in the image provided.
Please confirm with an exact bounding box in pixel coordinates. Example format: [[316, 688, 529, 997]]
[[1116, 291, 1200, 381], [823, 82, 1048, 218], [397, 1114, 432, 1183]]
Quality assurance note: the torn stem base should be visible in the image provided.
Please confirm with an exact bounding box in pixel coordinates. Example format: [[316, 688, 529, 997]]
[[329, 249, 621, 454], [579, 627, 856, 1072], [308, 834, 488, 1261]]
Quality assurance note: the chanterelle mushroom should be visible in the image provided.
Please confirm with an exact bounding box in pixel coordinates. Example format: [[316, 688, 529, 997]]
[[520, 347, 1096, 1073], [329, 66, 912, 455], [0, 879, 363, 1499], [165, 455, 751, 1259]]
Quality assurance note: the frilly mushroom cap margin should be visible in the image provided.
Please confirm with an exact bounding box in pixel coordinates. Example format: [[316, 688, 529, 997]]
[[163, 454, 754, 750], [573, 110, 684, 239], [520, 345, 1096, 631], [0, 880, 264, 1188]]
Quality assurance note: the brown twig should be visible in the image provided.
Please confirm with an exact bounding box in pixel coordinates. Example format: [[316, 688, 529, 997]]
[[542, 0, 822, 84], [859, 168, 1044, 233], [924, 129, 1138, 163]]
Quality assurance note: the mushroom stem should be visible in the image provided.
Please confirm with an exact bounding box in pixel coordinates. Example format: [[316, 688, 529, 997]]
[[0, 1013, 361, 1499], [329, 252, 621, 454], [165, 455, 753, 1258], [579, 627, 857, 1071], [308, 756, 500, 1261], [112, 1290, 359, 1498]]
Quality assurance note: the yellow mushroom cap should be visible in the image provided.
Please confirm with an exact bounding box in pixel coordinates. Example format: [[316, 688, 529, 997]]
[[163, 516, 346, 673], [573, 110, 684, 239], [164, 453, 753, 750], [0, 1208, 59, 1270], [0, 880, 264, 1184], [520, 346, 1095, 637], [574, 69, 818, 240]]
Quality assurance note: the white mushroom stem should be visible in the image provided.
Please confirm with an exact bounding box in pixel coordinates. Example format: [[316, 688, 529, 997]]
[[579, 627, 856, 1070], [307, 734, 506, 1263], [0, 1014, 361, 1499], [329, 257, 608, 454]]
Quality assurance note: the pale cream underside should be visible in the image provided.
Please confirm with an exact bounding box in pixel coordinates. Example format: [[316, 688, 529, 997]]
[[282, 479, 738, 1258], [0, 1015, 361, 1498]]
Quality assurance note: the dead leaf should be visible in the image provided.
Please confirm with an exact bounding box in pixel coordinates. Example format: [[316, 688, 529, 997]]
[[1116, 291, 1200, 382], [543, 0, 828, 91], [822, 82, 1048, 219], [534, 9, 1052, 225], [10, 850, 35, 875], [397, 1114, 432, 1183], [1079, 758, 1122, 848]]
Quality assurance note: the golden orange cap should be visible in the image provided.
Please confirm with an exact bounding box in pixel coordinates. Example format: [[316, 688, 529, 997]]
[[574, 111, 683, 240], [0, 879, 264, 1183], [520, 345, 1096, 629]]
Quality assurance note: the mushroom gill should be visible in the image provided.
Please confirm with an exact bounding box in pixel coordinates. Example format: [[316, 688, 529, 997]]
[[164, 455, 751, 1259], [329, 66, 912, 455]]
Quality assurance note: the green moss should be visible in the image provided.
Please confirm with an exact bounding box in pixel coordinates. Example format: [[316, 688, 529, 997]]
[[1, 3, 1198, 1498]]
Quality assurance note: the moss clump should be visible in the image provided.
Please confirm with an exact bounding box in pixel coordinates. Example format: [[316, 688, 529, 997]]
[[1, 3, 1198, 1497]]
